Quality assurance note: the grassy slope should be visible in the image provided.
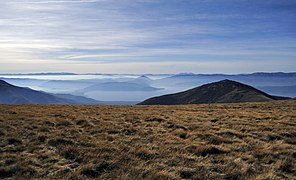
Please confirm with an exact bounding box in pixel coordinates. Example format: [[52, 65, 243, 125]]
[[0, 100, 295, 179]]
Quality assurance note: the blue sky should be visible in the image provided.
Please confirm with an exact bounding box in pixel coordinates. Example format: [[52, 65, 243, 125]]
[[0, 0, 295, 73]]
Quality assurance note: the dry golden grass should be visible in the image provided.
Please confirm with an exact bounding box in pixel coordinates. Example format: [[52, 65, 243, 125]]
[[0, 100, 295, 179]]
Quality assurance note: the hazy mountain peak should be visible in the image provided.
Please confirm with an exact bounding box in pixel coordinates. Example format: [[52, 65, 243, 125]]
[[138, 75, 151, 79]]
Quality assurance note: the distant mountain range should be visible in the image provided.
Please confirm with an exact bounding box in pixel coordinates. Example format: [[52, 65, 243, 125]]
[[139, 80, 290, 105], [1, 72, 295, 103], [0, 80, 101, 104], [0, 72, 77, 76], [174, 72, 296, 77], [156, 72, 296, 87], [1, 72, 295, 76]]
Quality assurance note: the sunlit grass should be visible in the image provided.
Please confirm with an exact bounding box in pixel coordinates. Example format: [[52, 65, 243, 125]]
[[0, 100, 295, 179]]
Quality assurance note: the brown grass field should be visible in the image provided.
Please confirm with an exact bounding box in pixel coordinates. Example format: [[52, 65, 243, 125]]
[[0, 100, 295, 179]]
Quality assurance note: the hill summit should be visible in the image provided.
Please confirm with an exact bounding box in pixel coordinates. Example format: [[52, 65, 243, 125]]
[[0, 80, 79, 104], [139, 79, 289, 105]]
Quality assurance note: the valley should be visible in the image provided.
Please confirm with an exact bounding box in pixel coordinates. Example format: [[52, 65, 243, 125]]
[[1, 72, 296, 103]]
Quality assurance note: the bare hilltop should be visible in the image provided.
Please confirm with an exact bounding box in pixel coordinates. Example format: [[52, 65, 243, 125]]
[[139, 80, 290, 105]]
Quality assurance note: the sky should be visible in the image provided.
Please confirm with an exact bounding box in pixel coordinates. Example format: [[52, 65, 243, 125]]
[[0, 0, 295, 74]]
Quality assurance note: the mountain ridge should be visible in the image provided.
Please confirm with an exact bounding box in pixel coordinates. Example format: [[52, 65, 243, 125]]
[[0, 80, 77, 104], [139, 79, 290, 105], [0, 80, 102, 104]]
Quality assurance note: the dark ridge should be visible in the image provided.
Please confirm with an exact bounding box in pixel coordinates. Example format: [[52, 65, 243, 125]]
[[0, 80, 79, 104], [0, 80, 15, 87], [139, 79, 290, 105]]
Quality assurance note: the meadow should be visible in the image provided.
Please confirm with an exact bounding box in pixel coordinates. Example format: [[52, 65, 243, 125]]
[[0, 100, 295, 179]]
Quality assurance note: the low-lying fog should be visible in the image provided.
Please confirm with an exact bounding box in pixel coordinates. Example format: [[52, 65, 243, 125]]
[[1, 73, 295, 104]]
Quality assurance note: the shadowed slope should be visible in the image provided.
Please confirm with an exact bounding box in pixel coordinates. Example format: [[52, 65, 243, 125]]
[[0, 80, 77, 104], [139, 80, 290, 105]]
